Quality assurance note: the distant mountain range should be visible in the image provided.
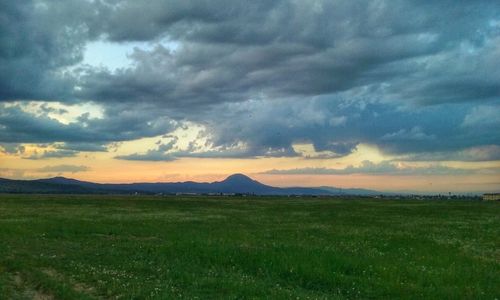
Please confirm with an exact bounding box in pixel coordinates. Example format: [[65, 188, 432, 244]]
[[0, 174, 384, 196]]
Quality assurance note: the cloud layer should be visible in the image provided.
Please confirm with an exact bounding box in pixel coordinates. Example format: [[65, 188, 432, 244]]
[[263, 160, 500, 176], [0, 0, 499, 163]]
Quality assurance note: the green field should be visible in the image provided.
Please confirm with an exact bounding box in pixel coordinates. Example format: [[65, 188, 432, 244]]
[[0, 195, 498, 299]]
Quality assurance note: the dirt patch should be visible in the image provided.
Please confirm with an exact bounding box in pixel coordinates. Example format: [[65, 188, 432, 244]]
[[11, 272, 54, 300], [42, 268, 96, 296], [13, 273, 23, 286], [33, 291, 54, 300]]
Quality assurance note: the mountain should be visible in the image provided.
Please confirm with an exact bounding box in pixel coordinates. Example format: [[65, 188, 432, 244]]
[[210, 174, 278, 194], [36, 176, 100, 188], [0, 174, 383, 196], [0, 178, 98, 194]]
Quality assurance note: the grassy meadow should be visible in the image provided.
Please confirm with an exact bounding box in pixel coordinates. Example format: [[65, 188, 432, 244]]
[[0, 194, 498, 299]]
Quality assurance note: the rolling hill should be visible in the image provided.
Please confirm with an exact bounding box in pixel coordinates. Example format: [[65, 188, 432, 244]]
[[0, 174, 384, 196]]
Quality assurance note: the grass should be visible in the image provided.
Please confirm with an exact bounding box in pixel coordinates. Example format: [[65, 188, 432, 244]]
[[0, 194, 498, 299]]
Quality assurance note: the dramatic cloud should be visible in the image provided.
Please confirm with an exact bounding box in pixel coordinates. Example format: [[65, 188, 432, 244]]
[[193, 99, 499, 158], [0, 103, 177, 145], [74, 0, 500, 108], [1, 0, 499, 163], [0, 0, 95, 101]]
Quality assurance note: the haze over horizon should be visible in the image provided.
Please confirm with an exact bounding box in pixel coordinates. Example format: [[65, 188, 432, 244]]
[[1, 1, 499, 193]]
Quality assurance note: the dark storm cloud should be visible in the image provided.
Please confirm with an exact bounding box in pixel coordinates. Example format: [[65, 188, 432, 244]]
[[1, 0, 500, 161], [0, 104, 176, 145], [4, 0, 499, 105], [74, 0, 500, 106], [0, 0, 101, 101], [193, 98, 500, 158], [116, 97, 500, 161]]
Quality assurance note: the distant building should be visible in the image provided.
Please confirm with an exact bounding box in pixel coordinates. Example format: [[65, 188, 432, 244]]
[[483, 193, 500, 201]]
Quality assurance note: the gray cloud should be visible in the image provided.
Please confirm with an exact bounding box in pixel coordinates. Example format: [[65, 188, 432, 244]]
[[115, 140, 177, 161], [115, 137, 299, 161], [24, 149, 79, 160], [110, 97, 500, 161], [4, 0, 499, 105], [0, 104, 177, 144], [54, 142, 108, 152], [0, 0, 98, 101], [0, 143, 26, 155], [462, 105, 500, 128], [195, 98, 500, 158], [73, 0, 500, 107], [0, 1, 499, 162]]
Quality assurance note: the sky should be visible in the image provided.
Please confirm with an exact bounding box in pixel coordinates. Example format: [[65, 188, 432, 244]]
[[1, 0, 499, 193]]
